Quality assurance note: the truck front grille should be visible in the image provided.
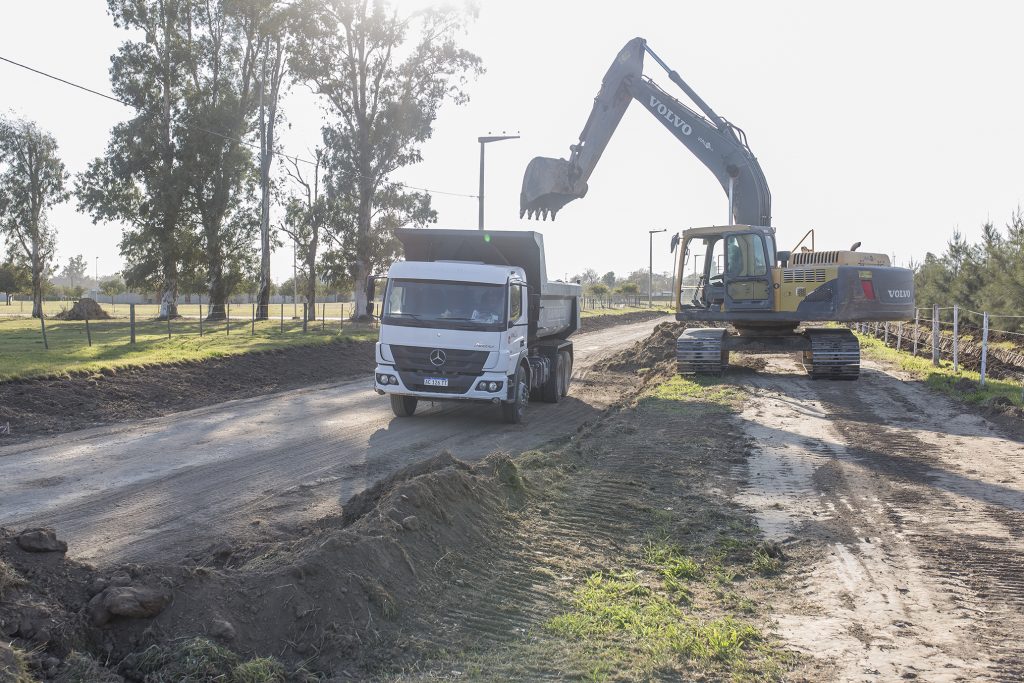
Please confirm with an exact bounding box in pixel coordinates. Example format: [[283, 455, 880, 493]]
[[390, 345, 489, 374]]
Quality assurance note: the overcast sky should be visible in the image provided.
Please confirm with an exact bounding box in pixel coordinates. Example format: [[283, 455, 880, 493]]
[[1, 0, 1022, 284]]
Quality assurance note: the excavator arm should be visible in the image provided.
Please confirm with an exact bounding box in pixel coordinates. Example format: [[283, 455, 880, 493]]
[[521, 37, 771, 227]]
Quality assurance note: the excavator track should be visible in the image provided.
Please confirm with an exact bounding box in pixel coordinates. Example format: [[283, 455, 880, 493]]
[[802, 328, 860, 380], [676, 328, 728, 375]]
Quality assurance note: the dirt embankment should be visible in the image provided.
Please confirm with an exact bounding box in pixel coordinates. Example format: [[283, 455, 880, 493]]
[[0, 340, 375, 441], [0, 326, 805, 681], [579, 308, 671, 333]]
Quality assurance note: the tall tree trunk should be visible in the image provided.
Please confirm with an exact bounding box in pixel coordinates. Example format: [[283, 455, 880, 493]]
[[30, 245, 42, 319], [255, 37, 283, 320], [158, 246, 179, 319], [205, 224, 227, 320], [304, 241, 317, 321]]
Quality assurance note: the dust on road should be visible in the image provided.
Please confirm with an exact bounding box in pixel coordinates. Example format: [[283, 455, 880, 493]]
[[735, 354, 1024, 682]]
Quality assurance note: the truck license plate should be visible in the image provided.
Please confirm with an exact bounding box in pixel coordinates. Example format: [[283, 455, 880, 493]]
[[423, 377, 448, 387]]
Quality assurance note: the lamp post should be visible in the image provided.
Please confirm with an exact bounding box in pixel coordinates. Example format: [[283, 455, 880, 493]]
[[478, 133, 519, 230], [95, 257, 99, 290], [648, 228, 666, 308]]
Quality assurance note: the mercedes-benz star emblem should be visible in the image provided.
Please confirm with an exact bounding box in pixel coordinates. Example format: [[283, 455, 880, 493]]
[[429, 349, 447, 367]]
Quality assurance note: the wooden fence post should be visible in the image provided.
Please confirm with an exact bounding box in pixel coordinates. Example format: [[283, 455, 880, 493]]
[[980, 312, 989, 387], [952, 304, 959, 374], [129, 303, 136, 346], [321, 302, 326, 331], [199, 303, 204, 337], [912, 308, 919, 356], [85, 317, 92, 347], [931, 304, 940, 366], [251, 303, 255, 336], [280, 301, 284, 333], [39, 313, 49, 350], [226, 302, 230, 336]]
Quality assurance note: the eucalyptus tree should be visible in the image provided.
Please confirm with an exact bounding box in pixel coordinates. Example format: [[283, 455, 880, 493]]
[[290, 0, 483, 318], [77, 0, 194, 319], [0, 116, 69, 318]]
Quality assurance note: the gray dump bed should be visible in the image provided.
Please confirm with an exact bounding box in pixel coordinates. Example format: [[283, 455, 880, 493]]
[[396, 228, 581, 341]]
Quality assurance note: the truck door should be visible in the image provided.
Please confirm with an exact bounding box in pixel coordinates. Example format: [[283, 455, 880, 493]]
[[722, 232, 772, 311]]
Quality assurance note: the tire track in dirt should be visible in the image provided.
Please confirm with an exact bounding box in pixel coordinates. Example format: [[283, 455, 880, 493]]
[[734, 353, 1024, 682]]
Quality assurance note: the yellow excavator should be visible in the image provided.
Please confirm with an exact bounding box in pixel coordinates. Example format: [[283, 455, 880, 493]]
[[520, 37, 914, 379]]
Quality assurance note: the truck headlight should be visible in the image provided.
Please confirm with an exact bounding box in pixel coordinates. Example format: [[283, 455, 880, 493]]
[[476, 380, 503, 392]]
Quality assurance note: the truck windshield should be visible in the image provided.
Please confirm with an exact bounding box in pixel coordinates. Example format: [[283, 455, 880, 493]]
[[383, 279, 507, 330]]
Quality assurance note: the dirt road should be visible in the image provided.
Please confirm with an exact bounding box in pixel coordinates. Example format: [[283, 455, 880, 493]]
[[735, 355, 1024, 682], [0, 318, 666, 566]]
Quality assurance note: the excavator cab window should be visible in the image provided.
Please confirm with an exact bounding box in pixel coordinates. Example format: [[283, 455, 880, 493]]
[[722, 231, 772, 310]]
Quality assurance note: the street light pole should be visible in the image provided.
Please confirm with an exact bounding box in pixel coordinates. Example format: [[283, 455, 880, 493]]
[[477, 134, 520, 230], [649, 229, 666, 308], [95, 257, 99, 289]]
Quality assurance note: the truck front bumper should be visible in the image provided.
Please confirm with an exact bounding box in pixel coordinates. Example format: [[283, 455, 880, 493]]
[[373, 364, 510, 402]]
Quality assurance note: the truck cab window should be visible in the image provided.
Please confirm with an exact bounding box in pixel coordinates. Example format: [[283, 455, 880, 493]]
[[509, 283, 523, 322]]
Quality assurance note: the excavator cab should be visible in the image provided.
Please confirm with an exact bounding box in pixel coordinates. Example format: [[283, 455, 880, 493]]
[[678, 226, 775, 314]]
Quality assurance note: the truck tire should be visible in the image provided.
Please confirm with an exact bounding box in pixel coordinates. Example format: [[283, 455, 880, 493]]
[[559, 350, 572, 397], [501, 367, 528, 424], [541, 352, 561, 404], [390, 394, 418, 417]]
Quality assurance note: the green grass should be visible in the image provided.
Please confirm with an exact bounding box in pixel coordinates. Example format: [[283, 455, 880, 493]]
[[857, 333, 1024, 407], [0, 300, 357, 320], [119, 638, 290, 683], [580, 304, 673, 318], [643, 374, 742, 408], [548, 568, 766, 669], [0, 316, 375, 381]]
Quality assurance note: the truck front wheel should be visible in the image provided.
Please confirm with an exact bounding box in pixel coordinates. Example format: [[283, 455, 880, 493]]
[[390, 394, 418, 417], [501, 368, 528, 424]]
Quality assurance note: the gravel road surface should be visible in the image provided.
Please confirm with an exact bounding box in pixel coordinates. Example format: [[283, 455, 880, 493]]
[[0, 318, 666, 566]]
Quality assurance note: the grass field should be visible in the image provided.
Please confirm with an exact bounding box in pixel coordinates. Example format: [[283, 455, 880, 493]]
[[0, 315, 376, 381], [580, 304, 673, 318], [857, 333, 1024, 406]]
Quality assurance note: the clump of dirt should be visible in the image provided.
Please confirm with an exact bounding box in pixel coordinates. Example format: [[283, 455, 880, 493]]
[[53, 298, 111, 321], [0, 339, 375, 441], [0, 450, 532, 680], [598, 321, 687, 373]]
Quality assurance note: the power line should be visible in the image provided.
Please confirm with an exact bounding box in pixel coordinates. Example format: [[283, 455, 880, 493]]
[[0, 54, 479, 199]]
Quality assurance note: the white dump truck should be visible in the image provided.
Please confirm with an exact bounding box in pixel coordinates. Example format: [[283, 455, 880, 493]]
[[373, 228, 581, 423]]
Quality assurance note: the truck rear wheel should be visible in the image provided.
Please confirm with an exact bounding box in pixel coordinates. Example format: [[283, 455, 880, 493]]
[[541, 353, 562, 404], [501, 368, 528, 424], [390, 394, 418, 417], [559, 350, 572, 397]]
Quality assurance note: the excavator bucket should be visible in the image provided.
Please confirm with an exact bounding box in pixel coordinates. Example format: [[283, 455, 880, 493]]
[[519, 157, 587, 221]]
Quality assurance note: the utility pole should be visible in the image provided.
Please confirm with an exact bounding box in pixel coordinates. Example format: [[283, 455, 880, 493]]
[[477, 133, 520, 230], [649, 228, 666, 308], [95, 257, 99, 291]]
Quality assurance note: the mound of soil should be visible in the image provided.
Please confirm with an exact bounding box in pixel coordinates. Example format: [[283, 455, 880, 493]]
[[0, 449, 531, 680], [0, 339, 375, 441], [53, 298, 111, 320], [598, 321, 687, 372]]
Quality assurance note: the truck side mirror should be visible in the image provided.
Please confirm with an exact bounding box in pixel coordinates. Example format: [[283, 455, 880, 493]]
[[776, 250, 791, 267]]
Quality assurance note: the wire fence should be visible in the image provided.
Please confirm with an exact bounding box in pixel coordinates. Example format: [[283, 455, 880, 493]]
[[6, 301, 369, 358], [579, 295, 673, 311], [1, 298, 356, 320], [852, 304, 1024, 389]]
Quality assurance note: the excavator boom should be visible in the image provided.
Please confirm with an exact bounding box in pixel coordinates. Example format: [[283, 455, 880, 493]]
[[521, 37, 771, 226]]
